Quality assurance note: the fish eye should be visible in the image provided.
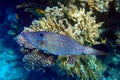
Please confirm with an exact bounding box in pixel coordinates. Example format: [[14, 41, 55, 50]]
[[40, 41, 44, 45], [40, 42, 43, 45], [39, 33, 44, 37]]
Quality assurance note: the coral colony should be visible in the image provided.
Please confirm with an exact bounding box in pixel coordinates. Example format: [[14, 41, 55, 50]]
[[17, 2, 105, 80], [16, 0, 120, 80]]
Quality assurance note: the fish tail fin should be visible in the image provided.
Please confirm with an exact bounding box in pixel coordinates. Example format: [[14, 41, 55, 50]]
[[92, 49, 107, 55], [84, 47, 107, 55]]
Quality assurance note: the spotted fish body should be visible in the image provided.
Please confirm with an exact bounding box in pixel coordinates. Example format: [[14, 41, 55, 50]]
[[21, 31, 106, 55]]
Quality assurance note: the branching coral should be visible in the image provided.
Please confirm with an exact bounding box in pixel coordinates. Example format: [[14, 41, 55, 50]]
[[56, 55, 105, 79], [86, 0, 110, 13], [24, 4, 103, 45], [61, 0, 113, 13], [59, 3, 103, 45], [17, 1, 106, 79]]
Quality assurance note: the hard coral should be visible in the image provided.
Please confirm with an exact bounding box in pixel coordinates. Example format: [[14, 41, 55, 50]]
[[24, 3, 103, 45], [56, 55, 104, 79], [86, 0, 110, 13], [23, 52, 54, 71], [64, 0, 112, 13], [17, 34, 34, 49], [57, 0, 113, 13], [17, 1, 105, 79], [17, 34, 55, 71]]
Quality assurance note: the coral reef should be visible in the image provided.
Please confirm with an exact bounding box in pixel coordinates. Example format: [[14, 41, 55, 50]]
[[16, 34, 34, 49], [106, 67, 120, 80], [17, 33, 105, 79], [104, 54, 120, 80], [23, 51, 54, 71], [16, 1, 108, 79], [17, 34, 55, 71], [0, 0, 119, 80], [24, 5, 103, 45], [57, 0, 112, 13], [82, 0, 111, 13], [56, 55, 105, 79]]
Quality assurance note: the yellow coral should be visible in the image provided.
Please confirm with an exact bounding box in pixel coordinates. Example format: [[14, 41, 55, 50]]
[[24, 3, 103, 45], [56, 55, 104, 79], [21, 2, 105, 79], [63, 0, 112, 13]]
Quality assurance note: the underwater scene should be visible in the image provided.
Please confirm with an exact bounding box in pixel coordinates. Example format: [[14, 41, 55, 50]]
[[0, 0, 120, 80]]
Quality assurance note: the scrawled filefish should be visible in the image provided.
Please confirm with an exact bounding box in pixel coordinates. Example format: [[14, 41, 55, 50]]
[[21, 31, 106, 55]]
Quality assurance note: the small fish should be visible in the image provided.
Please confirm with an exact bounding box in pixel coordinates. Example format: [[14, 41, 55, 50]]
[[21, 31, 106, 55], [35, 8, 45, 15]]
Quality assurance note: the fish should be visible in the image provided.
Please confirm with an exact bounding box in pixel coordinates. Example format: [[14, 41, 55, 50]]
[[21, 31, 106, 55]]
